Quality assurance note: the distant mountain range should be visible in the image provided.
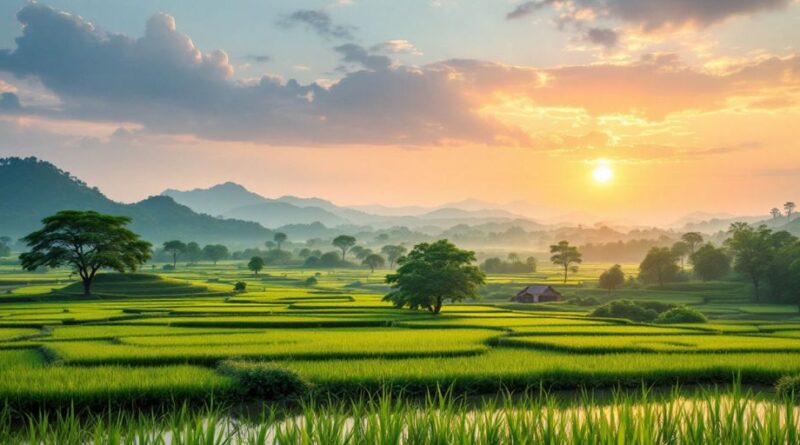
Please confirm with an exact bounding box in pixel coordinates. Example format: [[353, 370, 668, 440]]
[[0, 157, 272, 244], [161, 183, 536, 229]]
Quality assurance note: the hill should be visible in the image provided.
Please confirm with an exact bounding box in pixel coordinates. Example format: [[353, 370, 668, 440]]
[[59, 273, 229, 298], [0, 157, 272, 244]]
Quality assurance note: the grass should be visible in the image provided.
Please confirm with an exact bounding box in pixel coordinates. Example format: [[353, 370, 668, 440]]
[[44, 328, 497, 365], [1, 383, 797, 445], [497, 334, 800, 353], [0, 261, 798, 415]]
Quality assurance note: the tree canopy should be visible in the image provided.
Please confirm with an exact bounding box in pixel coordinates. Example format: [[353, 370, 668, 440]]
[[639, 246, 680, 287], [690, 243, 731, 281], [162, 240, 186, 268], [248, 256, 265, 275], [362, 253, 385, 272], [380, 245, 407, 269], [598, 264, 625, 293], [203, 244, 229, 265], [19, 211, 151, 296], [273, 232, 287, 250], [332, 235, 356, 261], [550, 241, 582, 284], [384, 240, 485, 314]]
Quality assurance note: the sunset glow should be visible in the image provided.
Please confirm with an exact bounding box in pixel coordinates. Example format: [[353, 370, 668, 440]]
[[0, 1, 797, 224]]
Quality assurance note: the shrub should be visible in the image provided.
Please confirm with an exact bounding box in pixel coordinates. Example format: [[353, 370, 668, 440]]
[[590, 300, 660, 322], [162, 264, 175, 271], [304, 277, 317, 286], [654, 306, 707, 324], [636, 301, 677, 314], [776, 375, 800, 398], [218, 360, 309, 400], [344, 280, 362, 288], [567, 296, 600, 307], [234, 281, 247, 292]]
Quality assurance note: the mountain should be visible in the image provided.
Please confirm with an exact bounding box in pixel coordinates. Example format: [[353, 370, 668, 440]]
[[161, 182, 267, 216], [0, 157, 272, 244], [226, 201, 348, 228], [421, 207, 521, 220]]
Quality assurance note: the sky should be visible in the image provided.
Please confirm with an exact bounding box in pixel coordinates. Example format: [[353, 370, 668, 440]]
[[0, 0, 798, 225]]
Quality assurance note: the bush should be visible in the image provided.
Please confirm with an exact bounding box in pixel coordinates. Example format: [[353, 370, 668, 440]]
[[776, 375, 800, 398], [567, 296, 600, 307], [344, 280, 363, 289], [304, 276, 317, 286], [234, 281, 247, 292], [636, 301, 677, 314], [654, 306, 707, 324], [218, 360, 309, 400], [590, 300, 662, 322], [161, 264, 175, 271]]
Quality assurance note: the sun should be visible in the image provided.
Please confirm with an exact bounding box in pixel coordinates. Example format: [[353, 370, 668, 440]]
[[592, 164, 614, 184]]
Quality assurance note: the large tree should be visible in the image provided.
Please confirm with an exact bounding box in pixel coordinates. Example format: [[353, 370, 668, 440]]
[[203, 244, 229, 265], [19, 211, 151, 296], [726, 223, 779, 301], [598, 264, 625, 294], [184, 241, 202, 265], [362, 253, 385, 272], [332, 235, 356, 261], [384, 240, 485, 314], [550, 240, 582, 284], [639, 246, 680, 287], [248, 256, 265, 275], [690, 243, 731, 282], [681, 232, 704, 256], [273, 232, 287, 251], [381, 245, 407, 269], [162, 240, 186, 268], [670, 241, 690, 271], [771, 207, 782, 220]]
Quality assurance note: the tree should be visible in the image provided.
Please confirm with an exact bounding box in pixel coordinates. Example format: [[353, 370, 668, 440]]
[[507, 252, 520, 263], [726, 224, 779, 301], [351, 246, 372, 260], [273, 232, 287, 251], [598, 264, 625, 294], [19, 211, 151, 296], [690, 243, 731, 281], [639, 247, 680, 287], [162, 240, 187, 268], [381, 245, 407, 269], [362, 253, 385, 272], [0, 236, 11, 257], [264, 241, 276, 250], [332, 235, 356, 261], [681, 232, 704, 256], [526, 256, 537, 272], [550, 241, 582, 284], [384, 240, 485, 314], [670, 241, 690, 271], [771, 208, 782, 220], [185, 242, 202, 265], [248, 256, 265, 275], [786, 202, 796, 223], [203, 244, 229, 265]]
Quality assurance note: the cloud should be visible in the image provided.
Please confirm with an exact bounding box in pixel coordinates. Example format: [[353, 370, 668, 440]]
[[279, 9, 355, 40], [506, 1, 553, 20], [244, 54, 271, 63], [584, 27, 619, 49], [508, 0, 791, 31], [370, 40, 422, 55], [335, 43, 392, 71], [0, 92, 21, 112], [0, 5, 520, 146]]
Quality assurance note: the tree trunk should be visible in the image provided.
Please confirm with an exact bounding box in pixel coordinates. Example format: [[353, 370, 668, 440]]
[[82, 278, 92, 297], [563, 265, 568, 284], [432, 297, 443, 315], [173, 252, 177, 268]]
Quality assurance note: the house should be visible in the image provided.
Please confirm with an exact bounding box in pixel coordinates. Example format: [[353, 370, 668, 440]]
[[511, 285, 562, 303]]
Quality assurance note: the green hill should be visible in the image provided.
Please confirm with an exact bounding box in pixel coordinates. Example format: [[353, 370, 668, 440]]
[[0, 157, 273, 244]]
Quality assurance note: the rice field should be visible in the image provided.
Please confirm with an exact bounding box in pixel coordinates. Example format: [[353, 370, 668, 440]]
[[2, 262, 800, 442]]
